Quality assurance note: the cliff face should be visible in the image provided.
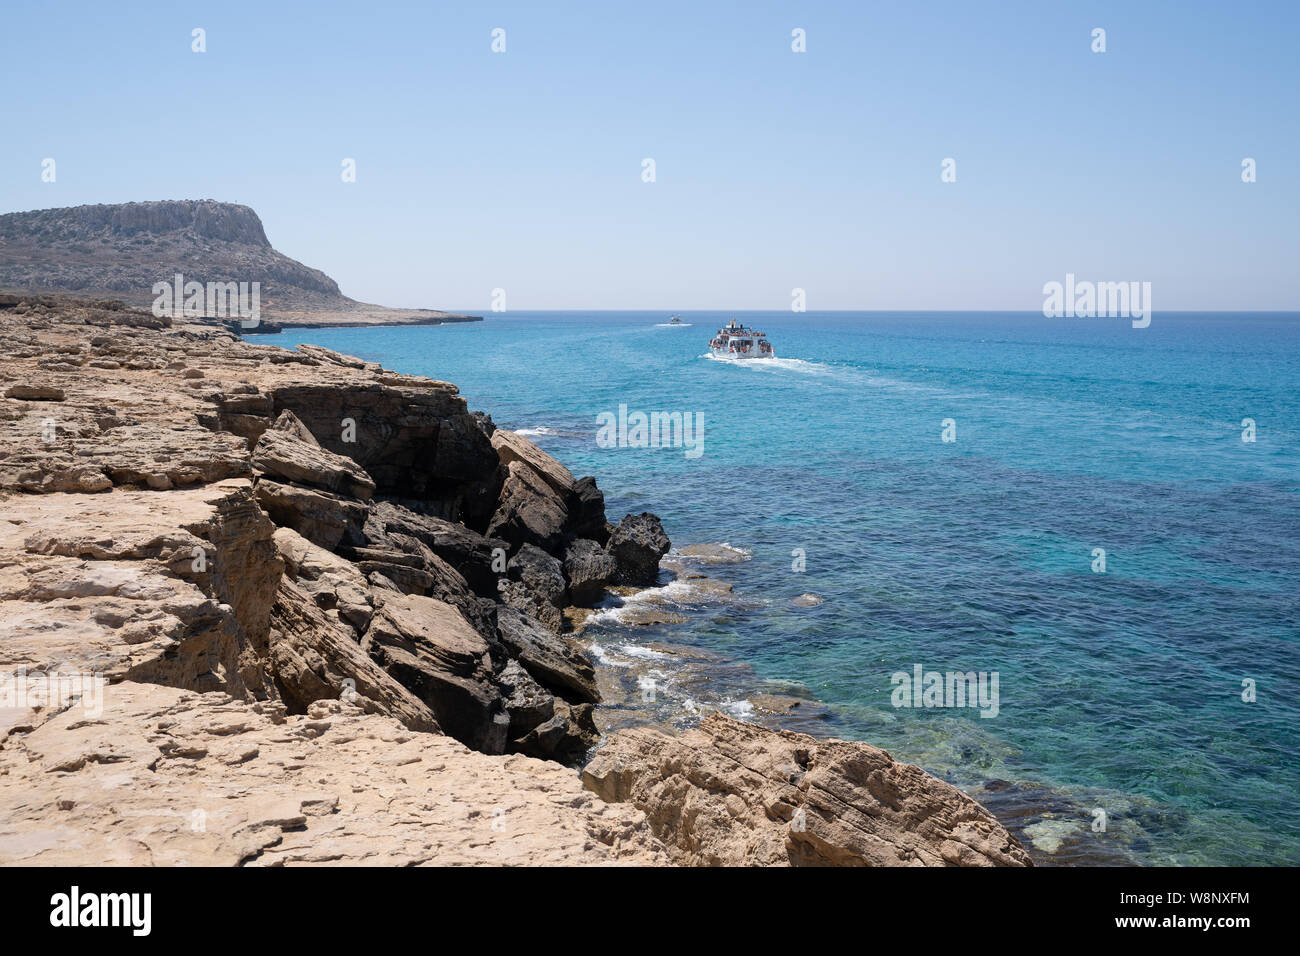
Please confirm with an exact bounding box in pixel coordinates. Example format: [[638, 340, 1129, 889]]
[[0, 294, 1031, 867], [0, 200, 273, 247]]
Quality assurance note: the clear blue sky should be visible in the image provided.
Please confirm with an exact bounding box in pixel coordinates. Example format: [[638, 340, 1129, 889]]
[[2, 0, 1296, 311]]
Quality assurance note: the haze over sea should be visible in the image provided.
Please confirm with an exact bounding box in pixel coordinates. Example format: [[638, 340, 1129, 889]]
[[266, 310, 1300, 866]]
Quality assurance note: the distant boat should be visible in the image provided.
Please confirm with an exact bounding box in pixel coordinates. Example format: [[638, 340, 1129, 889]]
[[709, 318, 774, 359], [668, 314, 684, 324]]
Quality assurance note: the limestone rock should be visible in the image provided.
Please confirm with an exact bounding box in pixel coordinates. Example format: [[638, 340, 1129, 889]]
[[0, 683, 667, 866], [252, 428, 375, 500], [4, 384, 65, 401], [361, 592, 509, 753], [267, 577, 440, 732], [582, 713, 1033, 867], [491, 429, 575, 496], [269, 408, 319, 446], [254, 478, 367, 551]]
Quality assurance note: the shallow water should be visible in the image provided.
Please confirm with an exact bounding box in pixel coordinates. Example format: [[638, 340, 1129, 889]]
[[263, 310, 1300, 866]]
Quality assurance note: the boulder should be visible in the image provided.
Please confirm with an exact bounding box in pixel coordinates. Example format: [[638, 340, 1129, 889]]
[[606, 513, 670, 585], [252, 428, 375, 500], [366, 500, 506, 597], [563, 537, 617, 605], [508, 543, 567, 609], [567, 476, 609, 543], [495, 607, 599, 705], [490, 429, 575, 496], [254, 478, 368, 551], [4, 384, 65, 401], [269, 408, 319, 446], [498, 579, 563, 634], [582, 713, 1033, 867], [267, 577, 440, 733], [361, 592, 509, 754], [499, 659, 554, 738], [486, 460, 568, 553]]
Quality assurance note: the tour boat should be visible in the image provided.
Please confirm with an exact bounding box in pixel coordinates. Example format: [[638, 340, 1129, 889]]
[[708, 318, 775, 359], [667, 314, 684, 325]]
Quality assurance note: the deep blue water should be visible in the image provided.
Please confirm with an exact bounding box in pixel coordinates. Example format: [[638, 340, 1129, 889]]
[[263, 311, 1300, 866]]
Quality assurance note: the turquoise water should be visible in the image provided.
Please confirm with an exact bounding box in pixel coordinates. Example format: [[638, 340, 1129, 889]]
[[264, 311, 1300, 866]]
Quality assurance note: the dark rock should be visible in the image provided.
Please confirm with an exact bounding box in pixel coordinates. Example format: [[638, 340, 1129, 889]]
[[361, 592, 509, 754], [607, 513, 671, 585], [508, 543, 567, 609], [495, 607, 599, 704], [563, 538, 617, 606], [486, 460, 568, 552], [567, 476, 609, 543], [270, 383, 500, 520], [367, 500, 506, 597], [514, 699, 600, 764], [499, 659, 554, 737], [498, 579, 564, 634]]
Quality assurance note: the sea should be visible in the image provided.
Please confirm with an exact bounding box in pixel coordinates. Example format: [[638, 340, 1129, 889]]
[[261, 310, 1300, 866]]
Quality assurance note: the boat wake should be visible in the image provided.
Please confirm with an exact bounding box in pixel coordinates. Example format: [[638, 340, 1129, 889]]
[[700, 352, 833, 375], [654, 322, 692, 327]]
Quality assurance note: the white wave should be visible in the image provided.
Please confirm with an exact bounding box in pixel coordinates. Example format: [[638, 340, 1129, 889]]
[[719, 697, 756, 719], [616, 643, 672, 661], [586, 644, 633, 667], [512, 426, 559, 437], [584, 578, 705, 625], [654, 322, 693, 327], [672, 542, 752, 563]]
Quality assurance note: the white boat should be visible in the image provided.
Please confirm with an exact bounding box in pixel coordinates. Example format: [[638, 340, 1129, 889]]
[[667, 314, 684, 325], [708, 318, 774, 358]]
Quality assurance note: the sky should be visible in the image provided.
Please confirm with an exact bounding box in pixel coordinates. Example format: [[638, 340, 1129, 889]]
[[1, 0, 1297, 311]]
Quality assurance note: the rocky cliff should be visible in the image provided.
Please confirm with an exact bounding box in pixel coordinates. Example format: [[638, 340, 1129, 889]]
[[0, 202, 478, 327], [0, 294, 1031, 867]]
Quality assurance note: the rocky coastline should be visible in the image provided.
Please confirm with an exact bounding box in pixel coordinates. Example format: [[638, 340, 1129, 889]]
[[0, 294, 1030, 866]]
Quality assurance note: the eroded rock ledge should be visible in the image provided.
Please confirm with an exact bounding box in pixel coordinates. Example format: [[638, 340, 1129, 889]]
[[584, 714, 1032, 866], [0, 294, 1029, 866]]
